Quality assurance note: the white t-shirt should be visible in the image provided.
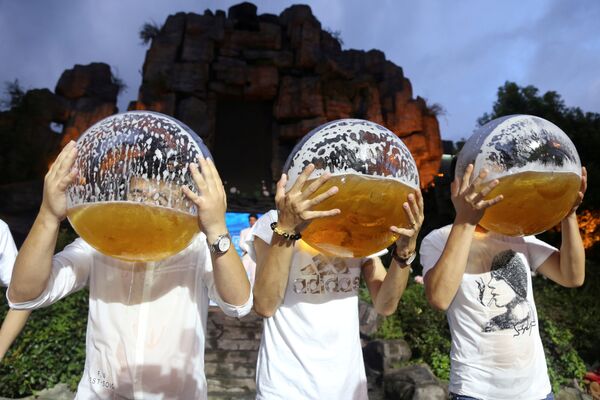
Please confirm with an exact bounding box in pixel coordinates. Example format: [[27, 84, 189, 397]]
[[420, 225, 556, 400], [0, 219, 18, 287], [247, 210, 369, 400], [239, 227, 256, 285], [8, 233, 252, 400]]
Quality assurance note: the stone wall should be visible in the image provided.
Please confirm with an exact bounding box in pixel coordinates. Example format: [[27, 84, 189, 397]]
[[130, 2, 442, 187]]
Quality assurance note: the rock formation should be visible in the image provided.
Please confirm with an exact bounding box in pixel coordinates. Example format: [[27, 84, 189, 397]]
[[0, 62, 118, 186], [131, 2, 442, 188]]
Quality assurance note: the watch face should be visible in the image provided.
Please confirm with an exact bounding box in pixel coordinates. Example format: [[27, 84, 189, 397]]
[[218, 236, 231, 252]]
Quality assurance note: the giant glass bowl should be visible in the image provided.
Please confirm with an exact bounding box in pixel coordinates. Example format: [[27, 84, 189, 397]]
[[455, 114, 581, 236], [283, 119, 419, 258], [67, 111, 210, 261]]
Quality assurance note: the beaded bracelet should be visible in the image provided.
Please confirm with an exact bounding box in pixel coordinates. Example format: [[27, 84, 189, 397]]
[[270, 222, 302, 241]]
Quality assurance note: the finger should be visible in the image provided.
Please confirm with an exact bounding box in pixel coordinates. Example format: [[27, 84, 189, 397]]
[[402, 201, 417, 228], [469, 168, 489, 193], [390, 225, 414, 237], [189, 163, 208, 191], [306, 185, 338, 208], [56, 146, 78, 179], [416, 189, 424, 214], [57, 168, 79, 191], [480, 179, 499, 196], [451, 178, 460, 198], [301, 172, 332, 200], [302, 208, 340, 220], [197, 156, 215, 189], [275, 174, 287, 204], [580, 167, 587, 194], [289, 164, 315, 194], [206, 157, 224, 189], [470, 179, 499, 204], [460, 164, 474, 193], [407, 193, 420, 223], [49, 141, 76, 177], [182, 185, 201, 205], [475, 194, 503, 210]]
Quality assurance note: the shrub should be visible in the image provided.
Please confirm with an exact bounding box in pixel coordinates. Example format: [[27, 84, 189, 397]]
[[0, 288, 88, 397], [0, 227, 86, 397]]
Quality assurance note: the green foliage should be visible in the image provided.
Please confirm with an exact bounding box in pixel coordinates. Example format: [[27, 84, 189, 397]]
[[0, 229, 86, 397], [478, 81, 600, 208], [538, 316, 587, 393], [534, 257, 600, 374], [373, 282, 451, 381], [0, 288, 88, 397]]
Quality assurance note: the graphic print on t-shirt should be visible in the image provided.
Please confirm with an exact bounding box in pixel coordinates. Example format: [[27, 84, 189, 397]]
[[293, 254, 360, 295], [476, 250, 536, 337]]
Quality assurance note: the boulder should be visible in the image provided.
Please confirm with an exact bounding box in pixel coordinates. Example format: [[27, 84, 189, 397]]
[[383, 364, 448, 400]]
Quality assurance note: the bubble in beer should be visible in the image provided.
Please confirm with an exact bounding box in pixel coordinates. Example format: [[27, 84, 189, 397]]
[[455, 114, 581, 236], [67, 111, 210, 261], [284, 119, 419, 258]]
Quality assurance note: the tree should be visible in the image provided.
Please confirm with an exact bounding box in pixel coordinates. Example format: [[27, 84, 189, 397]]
[[479, 81, 600, 209], [139, 21, 161, 45], [1, 79, 25, 110]]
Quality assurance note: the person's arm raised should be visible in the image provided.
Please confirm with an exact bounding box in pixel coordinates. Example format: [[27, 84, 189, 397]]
[[253, 164, 339, 317], [183, 156, 250, 306], [424, 164, 503, 310], [8, 142, 78, 303], [365, 190, 425, 316], [537, 167, 587, 287]]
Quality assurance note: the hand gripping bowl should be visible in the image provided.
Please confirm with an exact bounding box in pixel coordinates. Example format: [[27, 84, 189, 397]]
[[66, 111, 211, 261], [283, 119, 419, 258], [455, 114, 581, 236]]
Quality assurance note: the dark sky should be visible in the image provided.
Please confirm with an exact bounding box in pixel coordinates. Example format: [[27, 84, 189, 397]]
[[1, 0, 599, 141]]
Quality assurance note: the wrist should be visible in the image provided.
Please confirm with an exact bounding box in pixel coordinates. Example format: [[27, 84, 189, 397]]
[[271, 222, 301, 241], [391, 245, 416, 268], [561, 212, 578, 228], [453, 215, 479, 229], [204, 223, 228, 243], [38, 207, 62, 229], [275, 217, 298, 233]]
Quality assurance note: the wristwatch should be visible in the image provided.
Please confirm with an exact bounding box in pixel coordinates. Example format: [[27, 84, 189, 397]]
[[208, 233, 232, 256], [391, 245, 416, 268]]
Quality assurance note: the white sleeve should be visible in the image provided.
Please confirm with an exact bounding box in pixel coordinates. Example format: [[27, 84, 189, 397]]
[[0, 220, 18, 287], [8, 238, 93, 310], [245, 210, 277, 263], [238, 228, 250, 253], [200, 237, 252, 318], [419, 228, 449, 278], [525, 235, 558, 271]]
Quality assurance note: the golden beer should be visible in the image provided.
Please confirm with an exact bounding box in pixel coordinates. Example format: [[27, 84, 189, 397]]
[[480, 171, 580, 236], [67, 202, 199, 262], [301, 174, 416, 257]]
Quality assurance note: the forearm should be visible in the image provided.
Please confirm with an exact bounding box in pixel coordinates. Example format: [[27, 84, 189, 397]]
[[425, 222, 475, 310], [211, 250, 251, 306], [373, 261, 410, 316], [559, 213, 585, 286], [253, 237, 294, 317], [8, 210, 60, 303], [0, 309, 32, 361]]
